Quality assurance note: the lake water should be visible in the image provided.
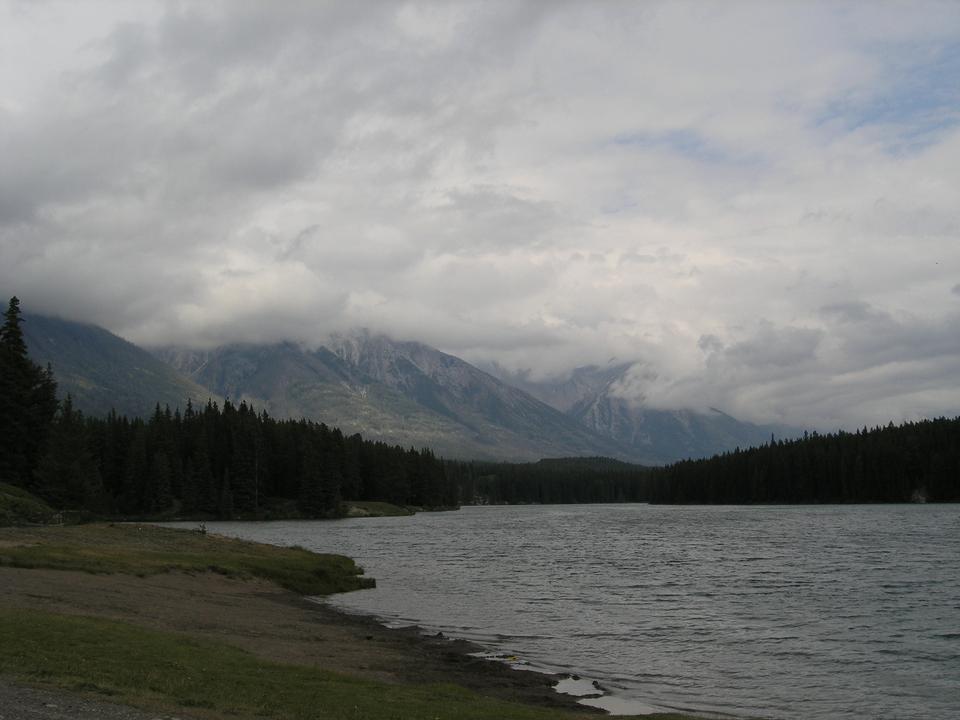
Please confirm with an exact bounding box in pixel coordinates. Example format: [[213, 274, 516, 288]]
[[172, 505, 960, 719]]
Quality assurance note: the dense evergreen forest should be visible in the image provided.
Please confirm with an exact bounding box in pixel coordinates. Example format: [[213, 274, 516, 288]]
[[463, 422, 960, 505], [647, 422, 960, 503], [35, 398, 464, 518], [1, 297, 462, 518], [454, 457, 650, 504]]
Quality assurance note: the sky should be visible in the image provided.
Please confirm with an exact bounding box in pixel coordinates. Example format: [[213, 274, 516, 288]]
[[1, 0, 959, 431]]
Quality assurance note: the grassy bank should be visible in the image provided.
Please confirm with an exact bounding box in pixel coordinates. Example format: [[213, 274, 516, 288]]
[[0, 523, 373, 595], [0, 608, 607, 720], [0, 524, 700, 720], [0, 482, 443, 525], [345, 500, 415, 517], [0, 482, 54, 526]]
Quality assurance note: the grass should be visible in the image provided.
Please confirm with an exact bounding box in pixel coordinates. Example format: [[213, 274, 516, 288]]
[[0, 523, 373, 595], [0, 482, 55, 526], [344, 501, 414, 517], [0, 609, 695, 720]]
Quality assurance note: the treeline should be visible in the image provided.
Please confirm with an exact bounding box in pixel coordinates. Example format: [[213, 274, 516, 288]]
[[449, 420, 960, 506], [36, 399, 462, 518], [648, 420, 960, 503], [452, 457, 651, 504], [1, 297, 462, 518]]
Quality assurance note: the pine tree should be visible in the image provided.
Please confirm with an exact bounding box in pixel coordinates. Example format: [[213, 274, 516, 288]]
[[297, 441, 324, 517], [181, 459, 198, 514], [192, 437, 217, 514], [33, 396, 103, 510], [217, 470, 234, 519], [120, 425, 149, 514], [147, 451, 173, 512], [0, 297, 58, 487]]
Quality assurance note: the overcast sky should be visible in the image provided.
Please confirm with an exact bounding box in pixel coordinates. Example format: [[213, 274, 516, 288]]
[[2, 0, 959, 430]]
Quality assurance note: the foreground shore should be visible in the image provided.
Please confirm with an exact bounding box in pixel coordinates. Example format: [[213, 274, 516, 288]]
[[0, 524, 698, 720]]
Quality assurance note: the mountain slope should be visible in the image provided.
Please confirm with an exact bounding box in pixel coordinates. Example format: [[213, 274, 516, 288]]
[[570, 396, 787, 464], [23, 313, 217, 418], [327, 333, 635, 455], [493, 363, 797, 464], [157, 333, 635, 462], [155, 342, 484, 455], [483, 361, 634, 413]]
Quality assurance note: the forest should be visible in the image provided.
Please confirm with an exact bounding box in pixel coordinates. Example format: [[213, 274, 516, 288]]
[[454, 457, 650, 505], [3, 296, 959, 515], [463, 420, 960, 505], [647, 421, 960, 504]]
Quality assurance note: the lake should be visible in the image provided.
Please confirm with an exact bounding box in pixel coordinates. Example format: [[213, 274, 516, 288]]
[[171, 504, 960, 719]]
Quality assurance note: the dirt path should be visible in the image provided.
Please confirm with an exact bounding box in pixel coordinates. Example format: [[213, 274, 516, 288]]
[[0, 566, 592, 714]]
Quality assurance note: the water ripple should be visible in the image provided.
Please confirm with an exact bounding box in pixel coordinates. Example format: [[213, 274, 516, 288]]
[[178, 504, 960, 720]]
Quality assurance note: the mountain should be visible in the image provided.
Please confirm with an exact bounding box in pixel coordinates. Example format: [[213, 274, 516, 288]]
[[570, 397, 790, 464], [22, 313, 217, 418], [22, 310, 791, 463], [154, 332, 634, 462], [486, 361, 635, 413], [491, 363, 797, 464]]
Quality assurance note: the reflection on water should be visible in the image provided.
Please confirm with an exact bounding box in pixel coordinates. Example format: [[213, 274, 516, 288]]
[[170, 504, 960, 720]]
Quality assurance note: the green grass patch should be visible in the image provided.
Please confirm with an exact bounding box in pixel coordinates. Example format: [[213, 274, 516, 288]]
[[0, 523, 372, 595], [0, 608, 622, 720], [0, 483, 54, 526], [344, 501, 414, 517]]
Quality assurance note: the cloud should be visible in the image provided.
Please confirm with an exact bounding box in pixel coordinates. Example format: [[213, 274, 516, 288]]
[[1, 0, 959, 430], [621, 306, 960, 430]]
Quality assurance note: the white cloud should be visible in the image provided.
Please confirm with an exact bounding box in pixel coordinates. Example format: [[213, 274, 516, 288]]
[[1, 0, 959, 430]]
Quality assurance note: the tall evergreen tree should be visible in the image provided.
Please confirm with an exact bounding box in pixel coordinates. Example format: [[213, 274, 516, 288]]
[[0, 297, 58, 487], [33, 396, 103, 510], [147, 451, 173, 512], [120, 425, 149, 514], [217, 469, 234, 519]]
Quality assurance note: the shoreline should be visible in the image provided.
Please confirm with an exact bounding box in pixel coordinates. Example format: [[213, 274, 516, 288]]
[[0, 570, 597, 715], [293, 590, 606, 714], [316, 596, 679, 717], [2, 524, 705, 719]]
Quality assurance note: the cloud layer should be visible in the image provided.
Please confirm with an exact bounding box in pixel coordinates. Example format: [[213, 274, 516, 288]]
[[2, 0, 959, 430]]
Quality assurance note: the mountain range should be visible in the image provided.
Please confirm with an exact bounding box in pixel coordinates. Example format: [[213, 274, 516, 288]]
[[24, 312, 797, 464], [22, 313, 218, 418], [153, 333, 630, 462], [489, 363, 796, 464]]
